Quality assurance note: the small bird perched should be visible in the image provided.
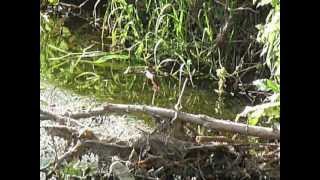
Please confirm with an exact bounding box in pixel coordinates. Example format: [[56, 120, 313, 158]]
[[144, 68, 154, 79], [144, 67, 160, 92]]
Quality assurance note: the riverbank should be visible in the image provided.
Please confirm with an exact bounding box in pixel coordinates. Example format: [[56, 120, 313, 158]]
[[40, 80, 152, 179], [40, 80, 279, 179]]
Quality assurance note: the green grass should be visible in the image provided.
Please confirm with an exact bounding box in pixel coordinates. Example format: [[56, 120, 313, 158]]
[[40, 0, 273, 107]]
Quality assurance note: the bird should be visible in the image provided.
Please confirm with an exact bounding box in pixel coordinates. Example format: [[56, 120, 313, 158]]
[[144, 67, 160, 92]]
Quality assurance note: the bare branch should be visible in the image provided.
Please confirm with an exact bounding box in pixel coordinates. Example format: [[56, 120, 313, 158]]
[[66, 103, 280, 139]]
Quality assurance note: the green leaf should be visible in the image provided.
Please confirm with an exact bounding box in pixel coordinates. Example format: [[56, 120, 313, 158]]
[[59, 41, 68, 50], [62, 27, 71, 37], [135, 43, 144, 57], [93, 54, 129, 64], [263, 105, 280, 119], [253, 79, 279, 92], [248, 109, 264, 125], [112, 31, 117, 47], [75, 72, 99, 79], [265, 79, 280, 92], [48, 0, 59, 6], [271, 0, 280, 8], [248, 116, 260, 126]]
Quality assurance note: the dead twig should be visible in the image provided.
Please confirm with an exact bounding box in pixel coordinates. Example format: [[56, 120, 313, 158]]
[[214, 0, 258, 14]]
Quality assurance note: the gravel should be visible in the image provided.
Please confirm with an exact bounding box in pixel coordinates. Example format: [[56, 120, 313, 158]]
[[40, 80, 152, 178]]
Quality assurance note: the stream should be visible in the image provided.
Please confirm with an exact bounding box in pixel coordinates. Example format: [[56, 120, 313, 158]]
[[40, 17, 251, 178], [40, 7, 279, 179], [40, 77, 247, 175]]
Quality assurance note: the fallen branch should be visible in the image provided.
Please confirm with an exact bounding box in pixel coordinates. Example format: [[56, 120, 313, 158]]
[[41, 123, 279, 178], [195, 135, 240, 144], [40, 108, 86, 128], [50, 139, 132, 170], [66, 103, 280, 139], [41, 107, 280, 179], [53, 141, 85, 170]]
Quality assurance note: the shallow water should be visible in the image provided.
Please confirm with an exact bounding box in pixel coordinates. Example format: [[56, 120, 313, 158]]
[[44, 71, 247, 126], [41, 17, 248, 123]]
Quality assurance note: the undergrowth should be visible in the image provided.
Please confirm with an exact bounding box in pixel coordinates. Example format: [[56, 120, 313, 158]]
[[40, 0, 279, 125], [40, 1, 280, 177]]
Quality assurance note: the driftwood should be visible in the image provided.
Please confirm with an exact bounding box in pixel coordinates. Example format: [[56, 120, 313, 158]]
[[64, 103, 280, 139], [41, 109, 280, 179], [41, 124, 237, 170]]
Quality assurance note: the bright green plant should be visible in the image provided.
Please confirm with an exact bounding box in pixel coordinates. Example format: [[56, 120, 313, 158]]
[[255, 0, 280, 83], [41, 0, 276, 112], [236, 78, 280, 126], [236, 0, 280, 127]]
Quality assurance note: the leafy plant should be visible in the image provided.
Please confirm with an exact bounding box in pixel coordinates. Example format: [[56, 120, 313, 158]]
[[236, 75, 280, 126], [253, 79, 279, 93], [236, 0, 280, 127], [255, 0, 280, 82], [41, 0, 277, 114]]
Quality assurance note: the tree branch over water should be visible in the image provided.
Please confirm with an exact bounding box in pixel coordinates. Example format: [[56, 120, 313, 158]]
[[62, 103, 280, 139]]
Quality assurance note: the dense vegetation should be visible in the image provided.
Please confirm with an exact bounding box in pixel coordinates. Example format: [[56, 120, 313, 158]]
[[41, 0, 280, 178], [40, 0, 279, 128]]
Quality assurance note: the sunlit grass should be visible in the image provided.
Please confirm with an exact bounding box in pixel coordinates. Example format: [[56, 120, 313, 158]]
[[40, 0, 271, 115]]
